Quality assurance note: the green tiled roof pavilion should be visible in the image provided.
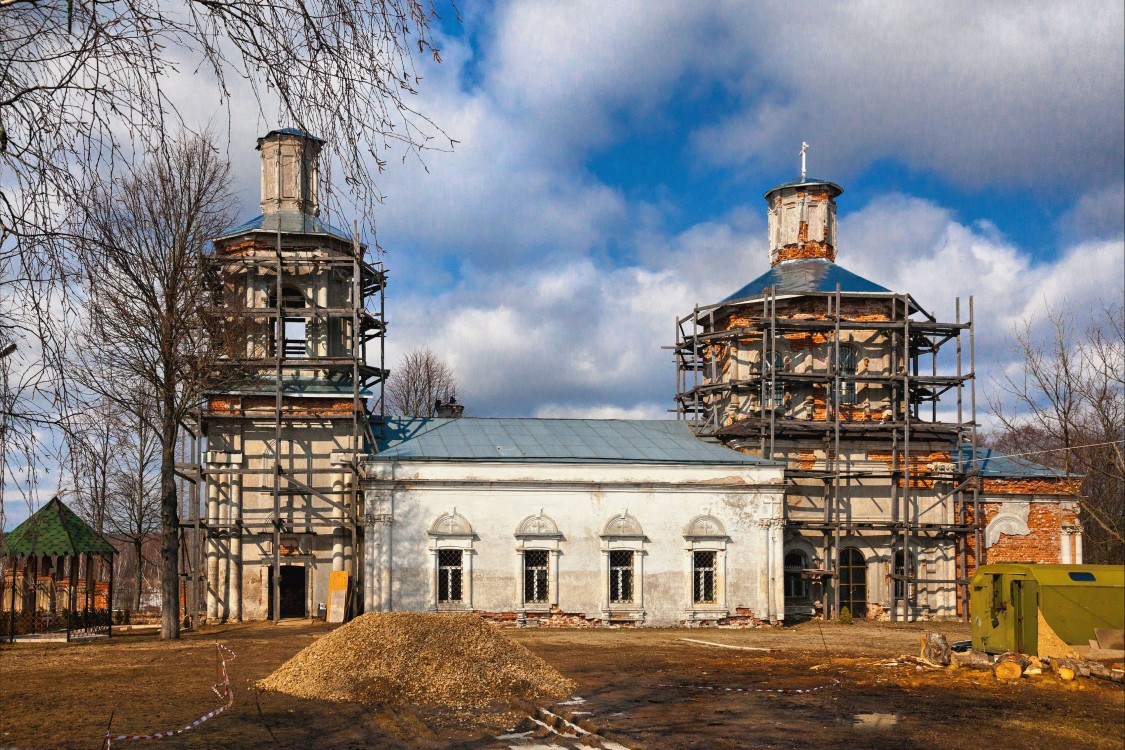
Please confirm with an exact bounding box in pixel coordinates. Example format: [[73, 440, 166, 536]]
[[1, 497, 116, 557]]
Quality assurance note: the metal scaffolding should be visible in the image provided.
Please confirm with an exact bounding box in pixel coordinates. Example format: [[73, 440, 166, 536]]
[[177, 226, 386, 625], [674, 286, 981, 620]]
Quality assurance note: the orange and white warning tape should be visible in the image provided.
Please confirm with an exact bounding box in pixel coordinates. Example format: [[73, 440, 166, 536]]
[[103, 644, 236, 747]]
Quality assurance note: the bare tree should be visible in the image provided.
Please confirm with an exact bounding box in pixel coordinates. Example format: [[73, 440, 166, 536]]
[[73, 131, 239, 639], [63, 395, 160, 611], [63, 398, 124, 535], [1, 0, 454, 252], [2, 3, 455, 529], [105, 397, 161, 612], [386, 347, 458, 417], [988, 302, 1125, 564]]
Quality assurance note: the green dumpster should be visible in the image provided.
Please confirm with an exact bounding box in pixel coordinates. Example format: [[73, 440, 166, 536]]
[[970, 564, 1125, 655]]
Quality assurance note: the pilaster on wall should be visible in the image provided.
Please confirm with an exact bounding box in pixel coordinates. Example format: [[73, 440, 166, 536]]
[[364, 489, 394, 613]]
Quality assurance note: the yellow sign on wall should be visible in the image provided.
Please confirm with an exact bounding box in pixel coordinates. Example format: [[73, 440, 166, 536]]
[[328, 570, 349, 624]]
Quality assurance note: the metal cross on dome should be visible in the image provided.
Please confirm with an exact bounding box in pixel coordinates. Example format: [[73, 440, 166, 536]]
[[800, 141, 809, 180]]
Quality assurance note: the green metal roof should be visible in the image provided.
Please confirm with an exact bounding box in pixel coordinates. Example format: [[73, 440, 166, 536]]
[[372, 418, 779, 465], [1, 498, 116, 557]]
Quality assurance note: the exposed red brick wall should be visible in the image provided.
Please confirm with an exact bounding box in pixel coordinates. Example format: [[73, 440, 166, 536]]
[[207, 396, 353, 416], [964, 502, 1078, 574], [981, 477, 1081, 496], [774, 242, 837, 264]]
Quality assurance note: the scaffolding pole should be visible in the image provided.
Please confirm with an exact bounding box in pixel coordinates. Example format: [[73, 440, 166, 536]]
[[673, 286, 976, 622]]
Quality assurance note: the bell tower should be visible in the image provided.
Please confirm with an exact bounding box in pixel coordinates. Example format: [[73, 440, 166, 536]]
[[188, 129, 387, 626], [765, 177, 843, 266]]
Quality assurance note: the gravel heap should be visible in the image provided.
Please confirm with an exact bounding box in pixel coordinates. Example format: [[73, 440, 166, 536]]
[[257, 612, 575, 711]]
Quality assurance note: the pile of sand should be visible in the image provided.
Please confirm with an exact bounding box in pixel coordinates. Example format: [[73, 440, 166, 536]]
[[257, 612, 575, 711]]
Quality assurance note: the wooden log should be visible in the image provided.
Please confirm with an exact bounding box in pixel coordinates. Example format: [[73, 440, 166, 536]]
[[994, 652, 1030, 681], [1062, 658, 1125, 684], [919, 632, 952, 667], [951, 650, 994, 670], [994, 661, 1023, 680]]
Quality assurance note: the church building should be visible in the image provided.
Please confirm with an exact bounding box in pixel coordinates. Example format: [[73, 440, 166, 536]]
[[196, 132, 1082, 626]]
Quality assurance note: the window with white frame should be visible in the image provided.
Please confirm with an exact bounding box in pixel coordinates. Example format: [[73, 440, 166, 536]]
[[524, 550, 550, 604], [609, 550, 634, 604], [437, 549, 463, 604], [515, 512, 563, 610], [683, 514, 729, 617], [693, 551, 718, 603], [600, 513, 646, 619], [428, 511, 474, 610]]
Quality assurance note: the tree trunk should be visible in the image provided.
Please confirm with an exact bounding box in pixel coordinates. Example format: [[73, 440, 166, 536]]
[[159, 392, 180, 640], [133, 537, 143, 612]]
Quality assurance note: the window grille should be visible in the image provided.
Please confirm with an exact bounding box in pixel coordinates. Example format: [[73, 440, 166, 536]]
[[524, 549, 549, 604], [437, 549, 463, 603], [765, 349, 787, 408], [833, 346, 857, 405], [693, 550, 717, 604], [784, 550, 809, 599], [609, 550, 634, 604]]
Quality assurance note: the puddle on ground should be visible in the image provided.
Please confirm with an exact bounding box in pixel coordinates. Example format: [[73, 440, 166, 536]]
[[853, 713, 899, 729]]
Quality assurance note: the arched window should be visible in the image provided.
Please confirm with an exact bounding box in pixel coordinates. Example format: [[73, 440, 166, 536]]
[[515, 512, 563, 611], [893, 549, 915, 602], [784, 550, 809, 600], [601, 514, 646, 614], [683, 515, 729, 617], [837, 547, 867, 618], [831, 346, 858, 405], [428, 511, 475, 610]]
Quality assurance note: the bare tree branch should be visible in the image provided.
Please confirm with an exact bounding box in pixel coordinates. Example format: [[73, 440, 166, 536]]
[[987, 301, 1125, 563], [386, 346, 457, 417]]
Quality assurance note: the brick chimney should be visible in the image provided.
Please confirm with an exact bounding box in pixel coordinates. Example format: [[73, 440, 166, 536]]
[[435, 395, 464, 419], [257, 128, 324, 216], [764, 178, 843, 266]]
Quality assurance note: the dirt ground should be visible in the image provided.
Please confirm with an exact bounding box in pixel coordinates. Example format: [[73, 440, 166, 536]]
[[0, 619, 1121, 750]]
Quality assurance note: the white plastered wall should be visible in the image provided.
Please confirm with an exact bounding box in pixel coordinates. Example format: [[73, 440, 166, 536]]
[[363, 460, 786, 626]]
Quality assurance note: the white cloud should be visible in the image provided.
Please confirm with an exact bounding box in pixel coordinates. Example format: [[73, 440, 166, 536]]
[[690, 3, 1125, 188], [458, 2, 1125, 190], [383, 187, 1123, 421], [839, 193, 1125, 391], [534, 403, 668, 420]]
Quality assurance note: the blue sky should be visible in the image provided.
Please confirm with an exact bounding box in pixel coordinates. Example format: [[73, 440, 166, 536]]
[[3, 1, 1124, 528], [350, 1, 1124, 419]]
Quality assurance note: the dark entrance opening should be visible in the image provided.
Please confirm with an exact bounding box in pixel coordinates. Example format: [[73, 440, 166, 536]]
[[268, 565, 307, 619], [837, 547, 867, 618]]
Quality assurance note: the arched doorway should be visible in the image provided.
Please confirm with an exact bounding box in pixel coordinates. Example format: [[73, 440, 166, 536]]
[[837, 547, 867, 618]]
